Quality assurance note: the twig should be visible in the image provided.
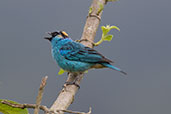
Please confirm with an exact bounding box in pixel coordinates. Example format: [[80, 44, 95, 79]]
[[34, 76, 48, 114], [59, 107, 92, 114], [0, 100, 49, 113], [1, 100, 91, 114]]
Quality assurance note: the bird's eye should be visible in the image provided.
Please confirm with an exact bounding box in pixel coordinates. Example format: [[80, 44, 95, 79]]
[[51, 32, 60, 37]]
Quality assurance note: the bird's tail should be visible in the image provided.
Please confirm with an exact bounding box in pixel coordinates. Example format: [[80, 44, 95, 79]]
[[102, 63, 127, 75]]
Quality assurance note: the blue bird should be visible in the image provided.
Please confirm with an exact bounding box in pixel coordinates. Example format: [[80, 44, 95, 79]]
[[45, 31, 127, 75]]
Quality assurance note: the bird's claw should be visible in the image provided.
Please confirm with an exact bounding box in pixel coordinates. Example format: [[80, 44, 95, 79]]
[[75, 39, 89, 43], [75, 39, 82, 42]]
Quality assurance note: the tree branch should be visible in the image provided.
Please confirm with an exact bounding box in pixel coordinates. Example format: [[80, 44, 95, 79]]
[[50, 0, 107, 113], [58, 107, 92, 114], [34, 76, 48, 114], [1, 100, 91, 114], [1, 100, 49, 114], [1, 74, 90, 114]]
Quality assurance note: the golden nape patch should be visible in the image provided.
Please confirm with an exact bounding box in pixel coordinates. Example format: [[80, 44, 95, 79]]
[[61, 31, 69, 38]]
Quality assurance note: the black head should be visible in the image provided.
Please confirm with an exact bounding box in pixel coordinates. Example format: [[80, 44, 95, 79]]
[[44, 31, 60, 41], [44, 31, 69, 41], [48, 31, 60, 37]]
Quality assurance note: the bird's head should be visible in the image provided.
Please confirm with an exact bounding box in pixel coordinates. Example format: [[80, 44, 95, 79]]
[[44, 31, 69, 42]]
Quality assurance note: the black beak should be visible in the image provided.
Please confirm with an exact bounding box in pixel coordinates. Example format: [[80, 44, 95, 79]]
[[44, 31, 60, 41], [47, 32, 52, 35], [44, 37, 52, 41], [44, 32, 53, 41]]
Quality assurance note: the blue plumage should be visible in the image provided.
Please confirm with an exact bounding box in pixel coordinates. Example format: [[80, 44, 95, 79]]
[[45, 31, 126, 75]]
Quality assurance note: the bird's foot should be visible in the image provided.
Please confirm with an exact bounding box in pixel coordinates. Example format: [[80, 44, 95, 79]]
[[75, 39, 82, 42], [64, 81, 80, 89]]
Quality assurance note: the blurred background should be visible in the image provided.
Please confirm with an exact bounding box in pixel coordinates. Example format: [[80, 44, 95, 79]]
[[0, 0, 171, 114]]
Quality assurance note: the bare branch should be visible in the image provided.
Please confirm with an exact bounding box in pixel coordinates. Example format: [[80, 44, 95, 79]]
[[1, 100, 49, 113], [50, 0, 107, 113], [34, 76, 48, 114], [1, 100, 91, 114], [59, 107, 92, 114]]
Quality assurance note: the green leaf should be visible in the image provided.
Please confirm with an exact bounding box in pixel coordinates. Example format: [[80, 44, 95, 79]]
[[103, 34, 113, 41], [95, 25, 120, 46], [58, 68, 66, 75], [97, 2, 104, 15], [0, 99, 29, 114], [110, 25, 120, 31], [89, 7, 92, 14], [84, 70, 88, 73], [101, 26, 109, 35], [99, 2, 104, 10]]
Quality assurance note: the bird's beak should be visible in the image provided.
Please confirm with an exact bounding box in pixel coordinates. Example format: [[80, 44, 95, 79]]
[[44, 37, 52, 41], [47, 32, 52, 35], [44, 32, 53, 41]]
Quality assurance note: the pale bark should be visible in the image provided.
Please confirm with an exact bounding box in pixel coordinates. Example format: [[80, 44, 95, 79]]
[[50, 0, 107, 113]]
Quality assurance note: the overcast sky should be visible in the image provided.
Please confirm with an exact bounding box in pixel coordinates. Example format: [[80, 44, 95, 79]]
[[0, 0, 171, 114]]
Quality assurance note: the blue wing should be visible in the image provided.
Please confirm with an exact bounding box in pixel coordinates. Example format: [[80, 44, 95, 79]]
[[59, 41, 113, 63]]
